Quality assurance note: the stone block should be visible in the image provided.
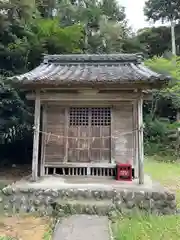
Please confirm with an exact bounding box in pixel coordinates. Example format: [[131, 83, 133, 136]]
[[0, 184, 177, 217], [152, 192, 162, 201], [165, 192, 175, 201], [123, 191, 135, 202], [2, 187, 13, 196], [126, 201, 135, 209], [134, 191, 145, 203]]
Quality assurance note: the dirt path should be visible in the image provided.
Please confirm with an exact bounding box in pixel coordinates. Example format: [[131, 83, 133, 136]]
[[0, 165, 31, 188], [0, 216, 49, 240]]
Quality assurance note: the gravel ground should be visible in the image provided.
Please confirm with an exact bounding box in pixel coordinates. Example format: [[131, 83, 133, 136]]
[[53, 215, 110, 240]]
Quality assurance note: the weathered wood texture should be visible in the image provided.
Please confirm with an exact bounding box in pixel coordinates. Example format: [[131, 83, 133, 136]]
[[40, 105, 47, 176], [26, 91, 152, 101], [32, 90, 40, 181], [44, 105, 66, 164], [137, 97, 144, 184], [111, 103, 134, 165], [68, 107, 111, 163], [43, 102, 135, 167], [133, 101, 139, 178]]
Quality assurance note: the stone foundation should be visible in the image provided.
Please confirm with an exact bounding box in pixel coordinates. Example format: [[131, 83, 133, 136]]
[[0, 185, 176, 216]]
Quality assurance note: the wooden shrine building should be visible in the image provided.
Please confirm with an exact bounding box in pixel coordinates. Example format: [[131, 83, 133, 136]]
[[12, 54, 170, 184]]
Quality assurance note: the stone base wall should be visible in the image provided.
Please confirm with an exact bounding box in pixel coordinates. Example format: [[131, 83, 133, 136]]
[[0, 186, 177, 216]]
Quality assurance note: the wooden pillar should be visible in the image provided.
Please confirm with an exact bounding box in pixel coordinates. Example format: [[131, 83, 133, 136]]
[[137, 95, 144, 184], [64, 107, 69, 163], [110, 105, 115, 164], [133, 100, 139, 178], [32, 90, 40, 181], [40, 105, 47, 177]]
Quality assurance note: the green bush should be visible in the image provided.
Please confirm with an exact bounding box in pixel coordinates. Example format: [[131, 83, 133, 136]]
[[0, 76, 33, 165], [144, 115, 179, 157]]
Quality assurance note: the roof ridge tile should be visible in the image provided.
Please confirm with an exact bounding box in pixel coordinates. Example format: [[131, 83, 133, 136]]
[[43, 53, 143, 64]]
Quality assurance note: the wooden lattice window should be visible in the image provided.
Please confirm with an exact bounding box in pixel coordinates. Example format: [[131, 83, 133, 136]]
[[69, 107, 89, 126], [69, 107, 111, 126], [91, 107, 111, 126]]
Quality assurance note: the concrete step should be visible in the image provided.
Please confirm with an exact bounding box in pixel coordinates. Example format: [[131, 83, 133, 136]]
[[54, 199, 115, 216]]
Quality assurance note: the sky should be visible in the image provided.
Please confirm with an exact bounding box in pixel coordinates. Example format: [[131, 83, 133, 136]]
[[119, 0, 166, 31]]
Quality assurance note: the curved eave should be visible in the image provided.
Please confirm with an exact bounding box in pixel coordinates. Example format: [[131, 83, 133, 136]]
[[11, 80, 170, 91], [9, 62, 171, 90]]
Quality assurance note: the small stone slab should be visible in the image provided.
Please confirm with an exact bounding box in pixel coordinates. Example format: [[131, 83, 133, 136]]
[[53, 215, 110, 240]]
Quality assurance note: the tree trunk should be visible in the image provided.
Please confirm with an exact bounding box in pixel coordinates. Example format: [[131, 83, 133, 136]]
[[171, 20, 176, 56]]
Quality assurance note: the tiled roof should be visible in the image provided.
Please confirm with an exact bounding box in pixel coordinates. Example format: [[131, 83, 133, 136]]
[[11, 54, 170, 87]]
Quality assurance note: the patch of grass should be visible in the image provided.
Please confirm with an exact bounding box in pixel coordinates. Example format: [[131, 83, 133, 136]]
[[145, 156, 180, 182], [43, 223, 53, 240], [43, 229, 52, 240], [144, 156, 180, 207], [43, 217, 56, 240], [0, 238, 18, 240], [113, 214, 180, 240]]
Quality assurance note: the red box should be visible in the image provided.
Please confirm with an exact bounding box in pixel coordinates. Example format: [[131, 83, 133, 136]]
[[116, 163, 132, 181]]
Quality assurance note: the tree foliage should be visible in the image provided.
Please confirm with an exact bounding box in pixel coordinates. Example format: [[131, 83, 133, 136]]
[[99, 0, 125, 22], [133, 23, 180, 57], [144, 0, 180, 22], [0, 76, 32, 144], [54, 0, 128, 53], [137, 26, 172, 57], [144, 115, 178, 156], [145, 57, 180, 109], [144, 56, 180, 156]]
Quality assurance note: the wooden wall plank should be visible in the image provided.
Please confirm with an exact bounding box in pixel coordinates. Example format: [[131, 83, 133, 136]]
[[26, 92, 152, 101], [111, 102, 134, 165], [44, 105, 65, 164], [43, 103, 136, 168]]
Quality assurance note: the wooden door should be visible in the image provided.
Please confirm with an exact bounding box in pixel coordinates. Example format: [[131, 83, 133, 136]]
[[68, 107, 111, 163]]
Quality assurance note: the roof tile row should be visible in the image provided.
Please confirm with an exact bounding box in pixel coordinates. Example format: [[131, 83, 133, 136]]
[[11, 54, 170, 87]]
